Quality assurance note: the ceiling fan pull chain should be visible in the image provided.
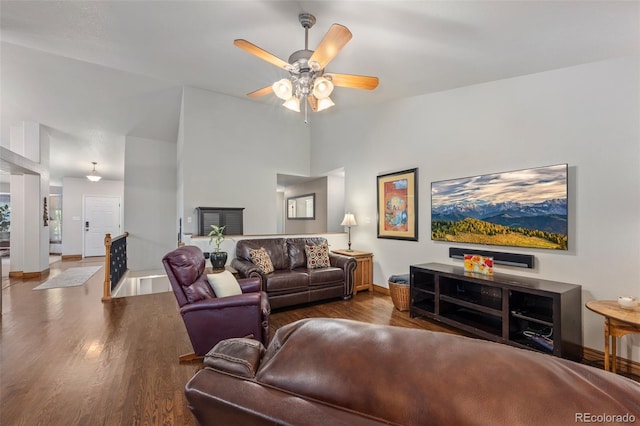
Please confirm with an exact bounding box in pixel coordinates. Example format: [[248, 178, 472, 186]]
[[304, 100, 309, 124]]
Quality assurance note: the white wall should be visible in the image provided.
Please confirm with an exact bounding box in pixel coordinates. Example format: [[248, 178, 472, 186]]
[[61, 177, 124, 257], [179, 87, 310, 236], [311, 56, 640, 361], [124, 136, 177, 271], [327, 173, 346, 233], [284, 178, 327, 234]]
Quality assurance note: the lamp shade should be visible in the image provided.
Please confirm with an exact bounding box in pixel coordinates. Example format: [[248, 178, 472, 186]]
[[340, 213, 357, 227], [272, 78, 293, 100], [86, 162, 102, 182], [283, 96, 301, 112], [316, 96, 335, 112], [312, 77, 334, 99]]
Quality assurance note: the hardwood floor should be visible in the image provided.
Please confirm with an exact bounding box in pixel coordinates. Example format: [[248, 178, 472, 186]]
[[3, 259, 634, 425], [1, 259, 462, 426]]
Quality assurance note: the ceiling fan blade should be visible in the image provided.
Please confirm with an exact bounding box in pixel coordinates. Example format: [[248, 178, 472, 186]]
[[325, 73, 379, 90], [308, 96, 318, 112], [234, 39, 290, 70], [247, 85, 274, 98], [309, 24, 352, 69]]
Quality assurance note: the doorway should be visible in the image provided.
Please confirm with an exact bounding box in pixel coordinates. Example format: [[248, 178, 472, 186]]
[[84, 195, 121, 257]]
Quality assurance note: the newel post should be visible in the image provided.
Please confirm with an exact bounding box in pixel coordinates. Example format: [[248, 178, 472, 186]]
[[102, 233, 112, 302]]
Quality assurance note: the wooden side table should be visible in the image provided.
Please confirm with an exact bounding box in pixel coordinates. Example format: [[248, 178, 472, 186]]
[[586, 300, 640, 373], [332, 249, 373, 295]]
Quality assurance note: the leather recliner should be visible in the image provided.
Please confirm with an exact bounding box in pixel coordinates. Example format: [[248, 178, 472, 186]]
[[162, 245, 270, 362]]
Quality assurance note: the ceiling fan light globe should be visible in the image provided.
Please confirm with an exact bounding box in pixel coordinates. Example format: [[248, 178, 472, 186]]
[[283, 96, 301, 112], [313, 77, 334, 99], [272, 78, 293, 100], [316, 96, 335, 112]]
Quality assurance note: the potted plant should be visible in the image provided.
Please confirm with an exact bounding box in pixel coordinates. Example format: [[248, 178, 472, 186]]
[[0, 204, 10, 242], [208, 225, 229, 270]]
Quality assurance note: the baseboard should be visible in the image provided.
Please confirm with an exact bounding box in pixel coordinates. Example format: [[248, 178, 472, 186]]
[[61, 254, 82, 261], [9, 269, 49, 279], [24, 269, 48, 279], [583, 346, 640, 378], [373, 284, 390, 295]]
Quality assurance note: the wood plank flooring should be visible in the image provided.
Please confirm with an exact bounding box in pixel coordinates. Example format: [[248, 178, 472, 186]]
[[1, 258, 460, 426], [2, 258, 634, 425]]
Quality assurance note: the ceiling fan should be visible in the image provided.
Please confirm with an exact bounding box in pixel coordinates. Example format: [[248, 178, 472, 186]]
[[234, 13, 379, 118]]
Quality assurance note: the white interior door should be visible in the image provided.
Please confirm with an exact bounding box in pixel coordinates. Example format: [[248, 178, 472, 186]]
[[84, 196, 121, 257]]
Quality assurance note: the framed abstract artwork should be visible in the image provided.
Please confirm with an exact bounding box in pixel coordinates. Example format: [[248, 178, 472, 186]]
[[377, 168, 418, 241]]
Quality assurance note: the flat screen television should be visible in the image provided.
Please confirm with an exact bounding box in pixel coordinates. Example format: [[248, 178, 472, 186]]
[[431, 164, 568, 250]]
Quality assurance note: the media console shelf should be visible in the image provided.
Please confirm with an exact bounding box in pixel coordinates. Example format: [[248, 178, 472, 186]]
[[410, 262, 582, 360]]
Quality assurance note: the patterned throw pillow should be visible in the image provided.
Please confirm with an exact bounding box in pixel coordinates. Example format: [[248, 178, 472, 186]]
[[305, 244, 331, 269], [248, 247, 275, 274]]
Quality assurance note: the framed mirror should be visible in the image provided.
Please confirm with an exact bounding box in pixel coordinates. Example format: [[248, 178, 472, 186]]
[[287, 193, 315, 220]]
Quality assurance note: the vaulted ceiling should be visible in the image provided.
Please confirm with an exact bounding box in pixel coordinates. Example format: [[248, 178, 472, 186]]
[[1, 1, 638, 185]]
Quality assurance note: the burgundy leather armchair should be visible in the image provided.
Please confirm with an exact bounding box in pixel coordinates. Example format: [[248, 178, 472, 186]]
[[162, 245, 270, 362]]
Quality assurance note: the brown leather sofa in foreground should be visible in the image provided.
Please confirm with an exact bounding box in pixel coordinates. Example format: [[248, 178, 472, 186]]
[[185, 318, 640, 425]]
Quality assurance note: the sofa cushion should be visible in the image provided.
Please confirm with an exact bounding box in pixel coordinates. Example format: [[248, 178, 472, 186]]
[[265, 270, 309, 292], [305, 243, 331, 269], [249, 247, 275, 274], [236, 238, 289, 271], [288, 237, 329, 270], [207, 271, 242, 298], [307, 267, 344, 286]]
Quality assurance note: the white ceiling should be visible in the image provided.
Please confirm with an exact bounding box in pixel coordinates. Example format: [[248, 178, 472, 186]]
[[1, 1, 638, 186]]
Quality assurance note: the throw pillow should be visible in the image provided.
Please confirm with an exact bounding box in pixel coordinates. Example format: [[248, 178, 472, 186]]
[[207, 271, 242, 298], [305, 243, 331, 269], [248, 247, 275, 274]]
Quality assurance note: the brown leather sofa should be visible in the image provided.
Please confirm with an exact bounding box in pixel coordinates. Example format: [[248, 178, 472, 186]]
[[230, 237, 357, 309], [185, 318, 640, 426]]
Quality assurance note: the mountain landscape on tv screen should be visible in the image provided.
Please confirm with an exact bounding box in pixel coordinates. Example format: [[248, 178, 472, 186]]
[[432, 199, 567, 234], [431, 198, 568, 250], [431, 164, 569, 250]]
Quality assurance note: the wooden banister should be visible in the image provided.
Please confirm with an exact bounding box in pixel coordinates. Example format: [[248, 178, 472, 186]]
[[102, 231, 129, 302]]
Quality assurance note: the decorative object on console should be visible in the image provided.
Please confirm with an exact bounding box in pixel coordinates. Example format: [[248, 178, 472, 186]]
[[463, 254, 493, 275], [340, 212, 357, 251], [86, 161, 102, 182], [377, 168, 418, 241], [234, 13, 379, 122], [432, 164, 568, 250]]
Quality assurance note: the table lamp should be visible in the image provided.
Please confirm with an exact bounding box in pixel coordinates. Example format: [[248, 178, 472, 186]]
[[340, 213, 358, 251]]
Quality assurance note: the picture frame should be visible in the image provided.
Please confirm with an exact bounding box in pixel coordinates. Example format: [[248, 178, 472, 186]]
[[377, 168, 418, 241], [287, 193, 315, 220]]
